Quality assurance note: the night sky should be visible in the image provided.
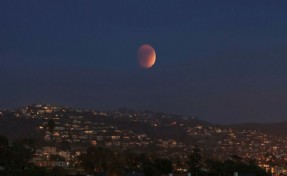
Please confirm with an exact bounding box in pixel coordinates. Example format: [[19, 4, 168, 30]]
[[1, 1, 287, 124]]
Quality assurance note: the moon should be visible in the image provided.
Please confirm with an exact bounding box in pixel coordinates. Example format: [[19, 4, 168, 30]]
[[137, 44, 156, 69]]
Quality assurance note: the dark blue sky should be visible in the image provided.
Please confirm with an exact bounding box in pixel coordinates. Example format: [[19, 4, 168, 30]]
[[1, 1, 287, 123]]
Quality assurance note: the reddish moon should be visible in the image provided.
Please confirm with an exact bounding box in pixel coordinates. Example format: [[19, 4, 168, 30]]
[[137, 44, 156, 69]]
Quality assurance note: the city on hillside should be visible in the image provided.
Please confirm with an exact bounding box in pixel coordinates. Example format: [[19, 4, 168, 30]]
[[0, 104, 286, 176]]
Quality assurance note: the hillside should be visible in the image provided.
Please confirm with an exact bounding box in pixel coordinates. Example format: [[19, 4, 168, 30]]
[[229, 121, 287, 137], [1, 104, 287, 164]]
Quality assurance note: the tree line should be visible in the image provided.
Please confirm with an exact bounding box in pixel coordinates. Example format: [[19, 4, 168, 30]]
[[0, 134, 272, 176], [78, 146, 270, 176]]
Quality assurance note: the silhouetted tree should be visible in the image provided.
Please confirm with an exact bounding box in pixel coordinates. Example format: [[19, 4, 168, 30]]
[[19, 138, 36, 152], [143, 159, 161, 176], [79, 147, 113, 174], [230, 154, 243, 162], [51, 166, 69, 176], [124, 151, 141, 172], [154, 158, 173, 174], [187, 146, 202, 176], [21, 164, 50, 176], [0, 136, 35, 176], [107, 153, 126, 176], [58, 140, 71, 151], [47, 119, 55, 134], [0, 135, 9, 147], [206, 159, 225, 176]]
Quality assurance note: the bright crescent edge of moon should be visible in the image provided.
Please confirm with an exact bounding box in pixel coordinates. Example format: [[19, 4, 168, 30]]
[[137, 44, 156, 69]]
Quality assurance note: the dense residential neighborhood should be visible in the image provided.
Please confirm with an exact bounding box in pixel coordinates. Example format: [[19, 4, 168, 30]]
[[0, 104, 286, 175]]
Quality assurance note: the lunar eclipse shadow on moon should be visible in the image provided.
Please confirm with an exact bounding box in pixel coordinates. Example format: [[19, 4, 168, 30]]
[[137, 44, 156, 69]]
